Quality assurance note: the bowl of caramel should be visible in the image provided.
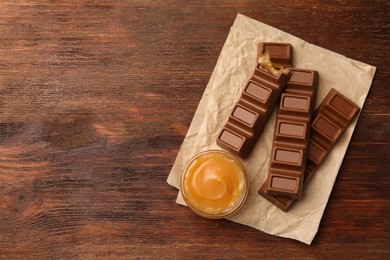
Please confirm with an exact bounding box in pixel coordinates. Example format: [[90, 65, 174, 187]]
[[180, 150, 248, 219]]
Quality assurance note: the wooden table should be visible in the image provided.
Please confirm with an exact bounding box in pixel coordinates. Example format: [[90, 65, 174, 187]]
[[0, 1, 389, 258]]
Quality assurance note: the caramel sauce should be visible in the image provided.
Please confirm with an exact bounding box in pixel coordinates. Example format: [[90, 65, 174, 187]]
[[181, 151, 247, 217]]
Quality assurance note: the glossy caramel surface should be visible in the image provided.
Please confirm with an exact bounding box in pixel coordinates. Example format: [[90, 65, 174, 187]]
[[182, 151, 246, 216]]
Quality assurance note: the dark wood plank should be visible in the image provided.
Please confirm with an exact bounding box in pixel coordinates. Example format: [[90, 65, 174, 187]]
[[0, 0, 389, 259]]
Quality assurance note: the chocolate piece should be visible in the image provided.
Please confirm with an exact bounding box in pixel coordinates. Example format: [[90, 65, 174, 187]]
[[263, 68, 318, 199], [259, 88, 360, 211], [216, 43, 293, 158], [257, 42, 293, 68]]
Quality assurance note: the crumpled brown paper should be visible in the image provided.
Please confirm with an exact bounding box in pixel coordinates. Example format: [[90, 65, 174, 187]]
[[167, 14, 376, 245]]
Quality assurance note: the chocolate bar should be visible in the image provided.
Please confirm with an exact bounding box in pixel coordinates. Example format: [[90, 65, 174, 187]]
[[216, 43, 293, 158], [258, 88, 360, 211], [257, 42, 293, 68], [305, 88, 360, 183], [263, 68, 318, 199]]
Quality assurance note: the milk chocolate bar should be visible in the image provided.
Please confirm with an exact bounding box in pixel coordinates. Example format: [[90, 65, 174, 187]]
[[258, 88, 360, 211], [263, 68, 318, 199], [216, 43, 293, 158], [257, 42, 293, 68], [305, 88, 360, 182]]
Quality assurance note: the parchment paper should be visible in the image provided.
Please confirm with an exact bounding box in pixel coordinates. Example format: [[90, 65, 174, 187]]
[[167, 14, 376, 245]]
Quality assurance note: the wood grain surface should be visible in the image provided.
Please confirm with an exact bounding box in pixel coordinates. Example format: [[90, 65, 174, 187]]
[[0, 0, 389, 259]]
